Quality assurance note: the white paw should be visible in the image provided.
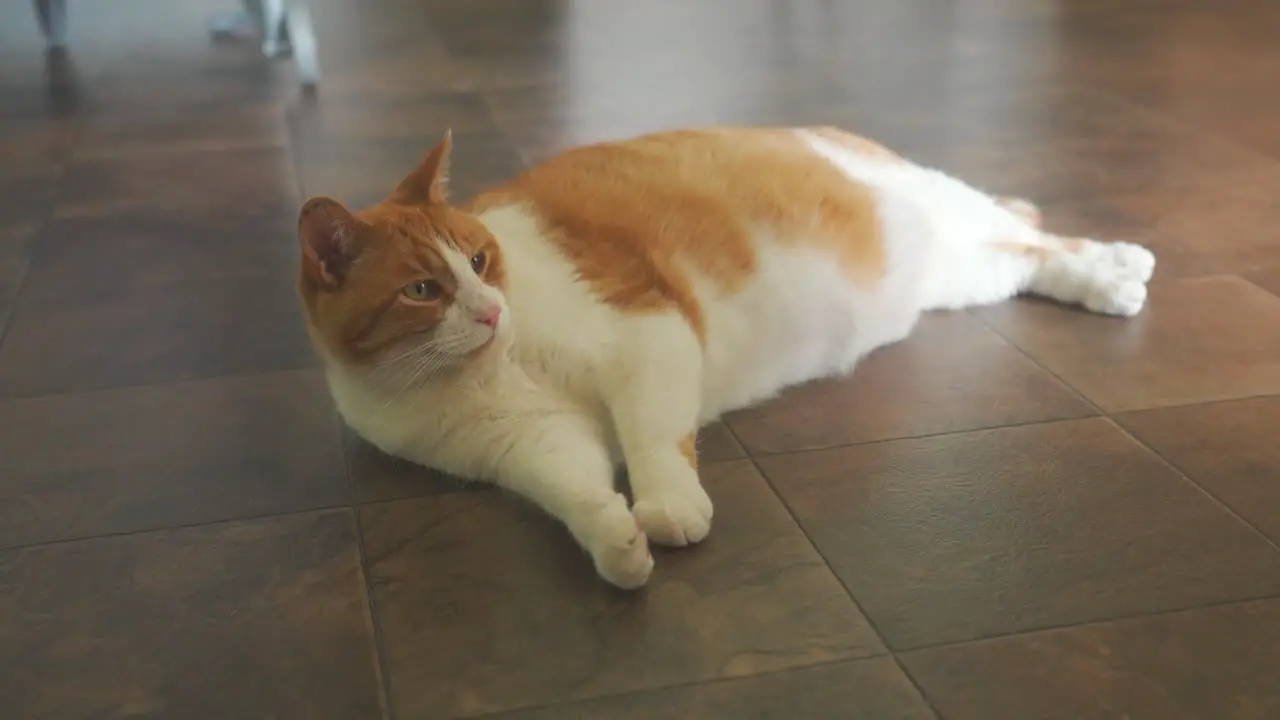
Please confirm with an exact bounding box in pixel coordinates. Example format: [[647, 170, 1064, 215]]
[[1108, 242, 1157, 283], [1084, 277, 1148, 317], [632, 478, 714, 548], [590, 513, 654, 590]]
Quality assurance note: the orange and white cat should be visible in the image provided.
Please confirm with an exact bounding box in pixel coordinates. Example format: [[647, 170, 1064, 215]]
[[298, 127, 1154, 589]]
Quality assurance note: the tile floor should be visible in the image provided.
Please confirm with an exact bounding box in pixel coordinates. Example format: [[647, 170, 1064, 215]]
[[1, 0, 1279, 718]]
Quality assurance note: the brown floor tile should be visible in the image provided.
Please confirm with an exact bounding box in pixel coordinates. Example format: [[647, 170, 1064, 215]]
[[1036, 196, 1149, 242], [360, 459, 881, 718], [1069, 10, 1280, 162], [974, 276, 1280, 412], [758, 418, 1280, 650], [0, 212, 314, 396], [0, 511, 383, 720], [1117, 395, 1280, 545], [901, 599, 1280, 720], [1246, 265, 1280, 297], [344, 426, 481, 504], [496, 657, 935, 720], [725, 312, 1093, 455], [1104, 181, 1280, 282], [0, 370, 348, 548], [926, 111, 1278, 204], [83, 63, 294, 116], [0, 167, 60, 233], [76, 102, 288, 159], [0, 225, 35, 338], [310, 4, 471, 96], [1145, 86, 1280, 163], [1032, 185, 1280, 281], [422, 0, 568, 60], [54, 145, 298, 223], [0, 115, 79, 174], [487, 84, 724, 164], [295, 131, 525, 210], [696, 422, 745, 462], [289, 91, 497, 144], [490, 89, 895, 166]]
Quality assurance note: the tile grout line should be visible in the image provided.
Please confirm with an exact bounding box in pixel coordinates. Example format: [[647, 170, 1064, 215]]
[[890, 654, 947, 720], [352, 508, 399, 720], [332, 393, 398, 720], [1107, 417, 1280, 555], [732, 412, 1100, 461], [892, 591, 1280, 657], [4, 400, 1275, 558], [1238, 272, 1280, 302], [962, 308, 1108, 416], [463, 655, 890, 720], [967, 311, 1280, 554], [733, 405, 1280, 715], [0, 503, 355, 555], [730, 383, 1280, 463], [723, 308, 1280, 717], [718, 422, 945, 718], [0, 362, 323, 404]]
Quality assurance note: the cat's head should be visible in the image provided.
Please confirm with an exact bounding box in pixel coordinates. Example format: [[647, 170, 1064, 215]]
[[297, 133, 510, 379]]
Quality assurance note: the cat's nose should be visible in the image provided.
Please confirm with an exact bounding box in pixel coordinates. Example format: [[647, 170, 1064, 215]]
[[475, 306, 502, 328]]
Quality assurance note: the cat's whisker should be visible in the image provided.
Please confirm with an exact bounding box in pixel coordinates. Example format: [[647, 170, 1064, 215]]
[[372, 335, 476, 411]]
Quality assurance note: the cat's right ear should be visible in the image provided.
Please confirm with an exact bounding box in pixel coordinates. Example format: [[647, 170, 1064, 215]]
[[299, 196, 364, 289]]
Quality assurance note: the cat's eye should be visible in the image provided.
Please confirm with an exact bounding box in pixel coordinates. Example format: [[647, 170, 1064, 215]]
[[470, 250, 487, 274], [402, 279, 443, 302]]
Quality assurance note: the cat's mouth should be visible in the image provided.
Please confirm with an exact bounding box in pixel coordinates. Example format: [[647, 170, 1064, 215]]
[[466, 330, 500, 359]]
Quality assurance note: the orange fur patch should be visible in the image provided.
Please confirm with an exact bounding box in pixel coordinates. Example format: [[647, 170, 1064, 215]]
[[991, 234, 1089, 262], [996, 196, 1042, 228], [473, 126, 886, 341], [678, 433, 698, 471]]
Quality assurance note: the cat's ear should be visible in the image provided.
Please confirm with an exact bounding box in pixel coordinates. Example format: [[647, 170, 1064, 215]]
[[392, 130, 452, 206], [298, 196, 364, 289]]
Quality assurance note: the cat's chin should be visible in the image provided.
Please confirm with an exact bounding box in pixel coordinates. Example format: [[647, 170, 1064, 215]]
[[464, 329, 508, 360]]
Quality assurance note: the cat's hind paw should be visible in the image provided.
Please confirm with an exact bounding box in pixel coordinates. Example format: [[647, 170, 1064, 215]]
[[1083, 277, 1148, 317], [1079, 240, 1155, 317], [1107, 241, 1157, 284], [633, 480, 714, 548]]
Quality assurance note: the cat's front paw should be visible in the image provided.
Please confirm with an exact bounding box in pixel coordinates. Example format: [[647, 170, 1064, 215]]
[[632, 479, 714, 548], [589, 508, 654, 590]]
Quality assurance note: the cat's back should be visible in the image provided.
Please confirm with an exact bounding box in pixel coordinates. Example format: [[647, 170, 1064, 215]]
[[469, 127, 923, 419], [471, 126, 893, 337]]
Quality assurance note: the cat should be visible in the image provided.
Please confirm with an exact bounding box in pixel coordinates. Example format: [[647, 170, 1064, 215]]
[[297, 126, 1155, 590]]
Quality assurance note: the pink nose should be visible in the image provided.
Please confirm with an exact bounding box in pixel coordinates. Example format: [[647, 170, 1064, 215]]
[[475, 306, 502, 328]]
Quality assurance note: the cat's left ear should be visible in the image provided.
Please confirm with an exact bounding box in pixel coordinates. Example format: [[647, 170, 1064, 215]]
[[298, 196, 365, 289], [392, 130, 452, 206]]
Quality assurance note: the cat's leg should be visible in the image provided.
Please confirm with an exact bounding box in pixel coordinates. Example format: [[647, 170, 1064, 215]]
[[900, 165, 1153, 316], [494, 415, 654, 589], [920, 217, 1155, 317], [1021, 235, 1156, 316], [604, 322, 713, 548]]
